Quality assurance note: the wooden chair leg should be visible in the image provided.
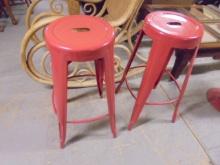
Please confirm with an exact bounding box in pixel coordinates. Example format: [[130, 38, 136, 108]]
[[24, 0, 31, 6], [3, 0, 18, 25], [0, 3, 6, 32], [171, 49, 194, 79], [0, 24, 5, 32]]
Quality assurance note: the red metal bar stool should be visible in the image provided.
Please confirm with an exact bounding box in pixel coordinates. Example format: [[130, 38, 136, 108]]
[[45, 15, 116, 148], [116, 11, 204, 130]]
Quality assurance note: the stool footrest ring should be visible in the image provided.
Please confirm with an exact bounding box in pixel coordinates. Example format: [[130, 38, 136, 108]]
[[125, 65, 181, 106], [67, 113, 109, 124]]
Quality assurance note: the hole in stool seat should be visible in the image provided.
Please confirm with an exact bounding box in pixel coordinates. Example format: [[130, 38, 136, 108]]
[[72, 27, 90, 32], [167, 22, 182, 26]]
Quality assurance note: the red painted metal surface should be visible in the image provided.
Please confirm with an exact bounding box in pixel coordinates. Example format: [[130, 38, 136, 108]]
[[116, 11, 204, 130], [124, 67, 179, 105], [45, 15, 116, 148], [207, 88, 220, 112]]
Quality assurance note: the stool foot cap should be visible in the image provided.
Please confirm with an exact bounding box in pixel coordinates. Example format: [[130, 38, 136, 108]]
[[128, 123, 133, 131], [60, 142, 65, 149], [115, 84, 122, 94]]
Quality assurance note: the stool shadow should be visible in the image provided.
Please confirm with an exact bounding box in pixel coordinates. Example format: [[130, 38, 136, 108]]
[[67, 89, 100, 103], [180, 61, 220, 76], [180, 101, 220, 119], [192, 61, 220, 75], [65, 119, 109, 146], [129, 117, 171, 130], [118, 125, 128, 132]]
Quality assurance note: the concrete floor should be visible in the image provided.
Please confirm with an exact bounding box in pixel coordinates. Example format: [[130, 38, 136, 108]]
[[1, 4, 220, 165]]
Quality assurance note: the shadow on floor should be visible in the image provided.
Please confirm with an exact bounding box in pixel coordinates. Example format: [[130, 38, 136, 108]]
[[65, 119, 110, 147]]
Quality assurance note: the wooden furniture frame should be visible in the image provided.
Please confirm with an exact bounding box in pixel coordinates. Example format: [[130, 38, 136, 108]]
[[144, 4, 220, 78], [21, 0, 145, 87]]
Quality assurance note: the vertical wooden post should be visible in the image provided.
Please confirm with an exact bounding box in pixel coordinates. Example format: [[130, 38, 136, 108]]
[[68, 0, 80, 15]]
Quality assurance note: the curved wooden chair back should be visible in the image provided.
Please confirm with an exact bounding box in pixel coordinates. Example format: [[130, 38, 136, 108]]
[[99, 0, 144, 27]]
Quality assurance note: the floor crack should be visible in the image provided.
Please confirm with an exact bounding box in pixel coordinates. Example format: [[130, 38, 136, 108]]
[[159, 84, 215, 165]]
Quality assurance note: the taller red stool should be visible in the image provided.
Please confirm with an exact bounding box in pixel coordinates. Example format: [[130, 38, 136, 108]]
[[116, 11, 204, 130], [45, 15, 116, 148]]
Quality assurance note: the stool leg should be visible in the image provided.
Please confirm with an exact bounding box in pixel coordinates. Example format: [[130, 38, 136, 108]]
[[51, 55, 68, 148], [153, 70, 164, 89], [153, 56, 171, 89], [116, 30, 144, 93], [104, 48, 117, 137], [172, 47, 199, 122], [52, 90, 57, 114], [128, 42, 173, 130], [95, 59, 104, 98]]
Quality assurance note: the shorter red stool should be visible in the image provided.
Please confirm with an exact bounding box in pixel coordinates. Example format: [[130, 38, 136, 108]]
[[45, 15, 116, 148], [116, 11, 204, 129]]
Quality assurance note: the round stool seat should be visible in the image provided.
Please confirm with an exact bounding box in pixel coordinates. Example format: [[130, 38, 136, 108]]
[[143, 11, 203, 49], [45, 15, 115, 61]]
